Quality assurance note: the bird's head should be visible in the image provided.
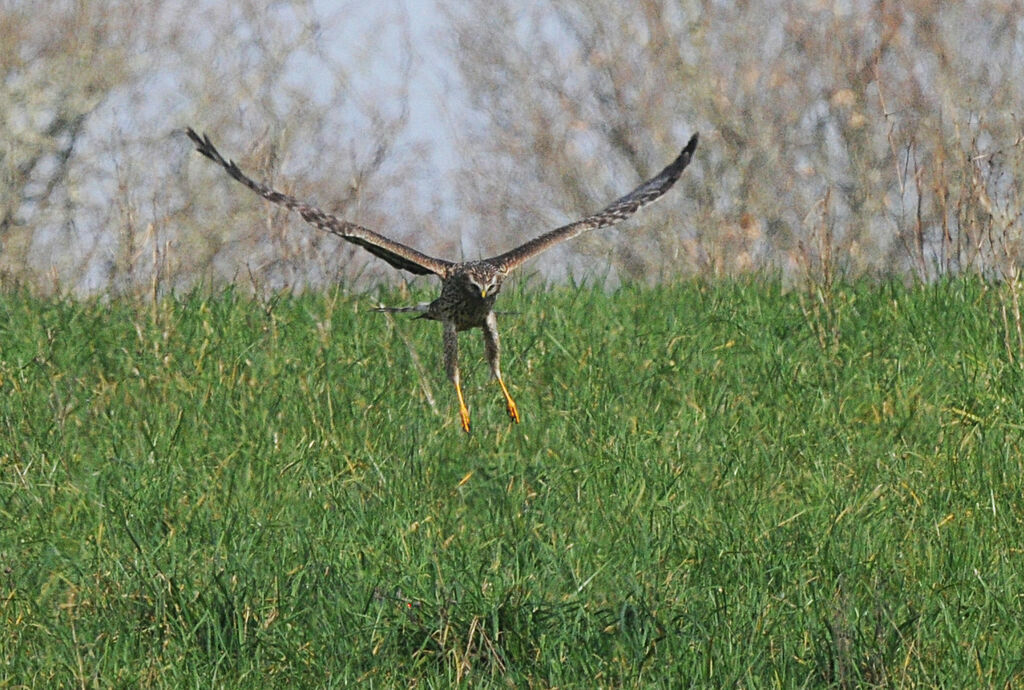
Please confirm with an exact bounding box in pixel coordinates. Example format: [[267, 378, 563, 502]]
[[464, 263, 504, 299]]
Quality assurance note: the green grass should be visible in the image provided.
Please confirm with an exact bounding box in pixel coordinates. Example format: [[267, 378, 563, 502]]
[[2, 279, 1024, 687]]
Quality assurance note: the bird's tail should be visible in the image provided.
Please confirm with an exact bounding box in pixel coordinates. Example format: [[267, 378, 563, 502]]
[[374, 304, 520, 318], [374, 303, 432, 315]]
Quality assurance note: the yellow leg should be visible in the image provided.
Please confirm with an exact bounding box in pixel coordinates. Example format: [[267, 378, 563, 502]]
[[455, 379, 471, 433], [482, 313, 519, 426], [497, 377, 520, 424]]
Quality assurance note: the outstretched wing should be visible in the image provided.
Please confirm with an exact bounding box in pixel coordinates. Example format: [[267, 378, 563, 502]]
[[490, 133, 698, 272], [186, 128, 453, 277]]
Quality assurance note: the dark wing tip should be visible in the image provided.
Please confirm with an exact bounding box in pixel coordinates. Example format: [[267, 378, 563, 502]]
[[653, 132, 698, 185], [684, 132, 699, 155], [674, 132, 698, 168], [184, 127, 208, 151], [659, 133, 699, 179], [184, 126, 203, 147], [185, 128, 244, 174]]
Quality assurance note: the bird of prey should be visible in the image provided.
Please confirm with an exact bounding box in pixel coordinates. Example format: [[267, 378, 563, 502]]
[[186, 127, 698, 432]]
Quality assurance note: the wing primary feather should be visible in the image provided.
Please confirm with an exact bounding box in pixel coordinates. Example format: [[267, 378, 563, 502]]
[[492, 132, 698, 271], [185, 128, 452, 277]]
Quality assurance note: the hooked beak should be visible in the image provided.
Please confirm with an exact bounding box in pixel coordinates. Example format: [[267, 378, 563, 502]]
[[480, 288, 488, 298]]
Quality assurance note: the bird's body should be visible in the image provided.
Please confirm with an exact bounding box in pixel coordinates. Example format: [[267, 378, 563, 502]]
[[428, 262, 503, 330], [186, 127, 698, 432]]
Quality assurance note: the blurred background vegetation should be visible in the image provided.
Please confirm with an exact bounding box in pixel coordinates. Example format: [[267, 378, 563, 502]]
[[1, 0, 1022, 296]]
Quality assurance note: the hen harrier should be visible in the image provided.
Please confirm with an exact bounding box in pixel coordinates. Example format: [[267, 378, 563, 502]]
[[186, 127, 698, 432]]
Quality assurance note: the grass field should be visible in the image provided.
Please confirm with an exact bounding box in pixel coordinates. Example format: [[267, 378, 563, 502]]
[[2, 279, 1023, 687]]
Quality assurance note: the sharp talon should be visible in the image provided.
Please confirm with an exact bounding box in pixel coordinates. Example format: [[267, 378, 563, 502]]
[[459, 405, 472, 433], [497, 377, 520, 424], [506, 399, 520, 424]]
